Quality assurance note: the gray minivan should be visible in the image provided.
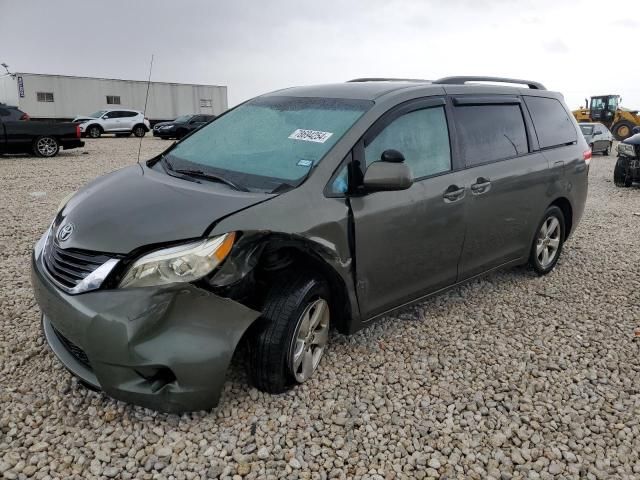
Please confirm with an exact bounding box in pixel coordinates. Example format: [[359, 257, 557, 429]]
[[31, 76, 590, 412]]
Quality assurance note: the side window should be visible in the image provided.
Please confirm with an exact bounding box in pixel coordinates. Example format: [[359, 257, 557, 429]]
[[364, 106, 451, 179], [123, 111, 138, 118], [524, 96, 577, 149], [103, 111, 117, 119], [455, 104, 528, 166]]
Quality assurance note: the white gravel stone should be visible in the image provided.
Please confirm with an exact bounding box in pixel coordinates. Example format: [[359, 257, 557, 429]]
[[1, 138, 639, 479]]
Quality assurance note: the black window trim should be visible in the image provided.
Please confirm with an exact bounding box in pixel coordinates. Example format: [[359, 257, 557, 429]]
[[324, 96, 457, 198], [522, 95, 577, 151], [452, 96, 534, 169]]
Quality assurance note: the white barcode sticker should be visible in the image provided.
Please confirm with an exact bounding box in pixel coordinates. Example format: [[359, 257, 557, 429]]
[[288, 129, 333, 143]]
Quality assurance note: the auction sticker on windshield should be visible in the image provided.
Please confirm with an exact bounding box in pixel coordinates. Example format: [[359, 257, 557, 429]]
[[288, 129, 333, 143]]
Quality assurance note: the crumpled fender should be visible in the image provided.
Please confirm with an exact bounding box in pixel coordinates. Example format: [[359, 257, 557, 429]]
[[32, 252, 261, 412]]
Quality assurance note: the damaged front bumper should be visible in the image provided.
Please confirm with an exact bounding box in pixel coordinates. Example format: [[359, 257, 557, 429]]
[[31, 243, 261, 413]]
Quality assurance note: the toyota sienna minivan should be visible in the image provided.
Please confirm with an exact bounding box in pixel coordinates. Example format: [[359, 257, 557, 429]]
[[31, 76, 590, 412]]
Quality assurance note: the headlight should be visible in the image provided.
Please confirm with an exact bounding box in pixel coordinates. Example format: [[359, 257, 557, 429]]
[[119, 233, 236, 288], [57, 191, 75, 215], [617, 143, 636, 157]]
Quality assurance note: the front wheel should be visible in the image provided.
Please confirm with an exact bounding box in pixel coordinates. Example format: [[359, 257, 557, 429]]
[[132, 125, 146, 137], [529, 206, 565, 275], [612, 121, 634, 141], [33, 136, 60, 157], [248, 273, 330, 393], [87, 125, 102, 138], [614, 157, 632, 187]]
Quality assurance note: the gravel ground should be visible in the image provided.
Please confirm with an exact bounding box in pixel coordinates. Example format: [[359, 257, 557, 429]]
[[1, 137, 639, 480]]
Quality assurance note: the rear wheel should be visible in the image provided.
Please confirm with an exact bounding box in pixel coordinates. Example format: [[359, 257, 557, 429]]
[[132, 125, 146, 137], [248, 273, 330, 393], [87, 125, 102, 138], [529, 206, 565, 275], [612, 121, 634, 141], [614, 157, 632, 187], [33, 136, 59, 157]]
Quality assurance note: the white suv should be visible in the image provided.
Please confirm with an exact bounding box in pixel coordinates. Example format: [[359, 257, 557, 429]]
[[76, 109, 151, 138]]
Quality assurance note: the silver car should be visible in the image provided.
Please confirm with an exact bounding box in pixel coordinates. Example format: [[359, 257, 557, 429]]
[[580, 122, 613, 155]]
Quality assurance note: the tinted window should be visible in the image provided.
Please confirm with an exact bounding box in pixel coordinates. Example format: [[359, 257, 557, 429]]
[[123, 111, 138, 118], [455, 104, 528, 166], [525, 96, 577, 149], [365, 106, 451, 179]]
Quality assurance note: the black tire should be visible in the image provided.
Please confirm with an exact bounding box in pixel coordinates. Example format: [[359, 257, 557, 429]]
[[247, 273, 330, 394], [614, 157, 632, 187], [87, 125, 102, 138], [132, 125, 146, 137], [529, 206, 565, 275], [32, 136, 60, 157], [612, 121, 634, 141]]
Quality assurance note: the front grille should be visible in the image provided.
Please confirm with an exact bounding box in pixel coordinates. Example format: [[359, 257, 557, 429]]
[[52, 325, 92, 369], [43, 234, 112, 290]]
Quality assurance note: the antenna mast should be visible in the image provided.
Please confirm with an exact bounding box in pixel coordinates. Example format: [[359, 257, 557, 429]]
[[137, 54, 154, 164]]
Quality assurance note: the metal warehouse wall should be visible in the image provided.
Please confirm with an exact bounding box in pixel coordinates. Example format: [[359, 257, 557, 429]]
[[13, 73, 228, 120], [0, 75, 19, 106]]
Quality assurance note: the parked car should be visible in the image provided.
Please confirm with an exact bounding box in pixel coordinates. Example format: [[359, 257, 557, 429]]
[[31, 76, 589, 412], [0, 103, 30, 121], [579, 122, 613, 155], [153, 114, 216, 139], [614, 131, 640, 187], [1, 106, 84, 157], [76, 109, 151, 138]]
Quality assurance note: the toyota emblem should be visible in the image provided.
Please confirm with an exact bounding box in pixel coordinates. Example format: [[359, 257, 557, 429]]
[[57, 223, 75, 242]]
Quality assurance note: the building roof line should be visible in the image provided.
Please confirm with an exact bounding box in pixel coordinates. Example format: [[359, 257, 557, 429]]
[[15, 72, 226, 89]]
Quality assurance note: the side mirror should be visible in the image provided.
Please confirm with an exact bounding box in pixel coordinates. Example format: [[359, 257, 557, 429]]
[[363, 160, 413, 192], [380, 148, 405, 163]]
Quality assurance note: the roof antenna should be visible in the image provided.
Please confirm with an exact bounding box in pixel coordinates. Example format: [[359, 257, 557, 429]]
[[137, 54, 154, 164]]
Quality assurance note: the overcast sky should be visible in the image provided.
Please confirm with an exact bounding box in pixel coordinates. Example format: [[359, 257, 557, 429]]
[[2, 0, 639, 109]]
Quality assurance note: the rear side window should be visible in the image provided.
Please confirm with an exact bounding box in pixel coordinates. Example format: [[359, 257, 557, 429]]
[[524, 96, 577, 149], [455, 104, 528, 167], [365, 106, 451, 179]]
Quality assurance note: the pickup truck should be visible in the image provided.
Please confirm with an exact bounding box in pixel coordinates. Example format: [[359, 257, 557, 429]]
[[0, 105, 85, 157]]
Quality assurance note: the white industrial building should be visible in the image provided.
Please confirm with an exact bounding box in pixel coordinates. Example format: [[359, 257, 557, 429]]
[[0, 72, 228, 123]]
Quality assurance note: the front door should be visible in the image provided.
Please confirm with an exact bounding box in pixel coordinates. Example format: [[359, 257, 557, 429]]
[[350, 98, 467, 318], [101, 111, 121, 132]]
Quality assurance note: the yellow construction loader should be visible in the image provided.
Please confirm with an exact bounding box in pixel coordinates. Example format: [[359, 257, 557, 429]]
[[572, 95, 640, 140]]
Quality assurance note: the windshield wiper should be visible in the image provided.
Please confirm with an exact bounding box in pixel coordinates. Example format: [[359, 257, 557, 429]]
[[173, 168, 249, 192]]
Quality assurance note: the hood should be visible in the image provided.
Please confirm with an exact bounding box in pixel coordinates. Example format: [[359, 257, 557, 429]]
[[56, 164, 273, 254], [623, 133, 640, 145]]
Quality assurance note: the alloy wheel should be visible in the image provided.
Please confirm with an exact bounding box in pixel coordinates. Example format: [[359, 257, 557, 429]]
[[289, 298, 330, 383], [37, 137, 57, 156], [536, 216, 561, 268]]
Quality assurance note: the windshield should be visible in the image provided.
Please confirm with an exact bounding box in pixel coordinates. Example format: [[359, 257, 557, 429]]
[[580, 125, 594, 135], [174, 115, 192, 123], [165, 96, 372, 191], [88, 110, 107, 118]]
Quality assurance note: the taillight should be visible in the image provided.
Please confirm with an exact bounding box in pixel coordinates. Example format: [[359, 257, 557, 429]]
[[20, 112, 30, 120], [76, 125, 81, 138], [583, 149, 592, 166]]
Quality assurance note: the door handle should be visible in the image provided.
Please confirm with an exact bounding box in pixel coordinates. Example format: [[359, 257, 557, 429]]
[[470, 177, 492, 195], [443, 185, 465, 202]]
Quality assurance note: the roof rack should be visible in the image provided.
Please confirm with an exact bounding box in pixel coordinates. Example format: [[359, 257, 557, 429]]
[[433, 76, 546, 90], [347, 77, 431, 83]]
